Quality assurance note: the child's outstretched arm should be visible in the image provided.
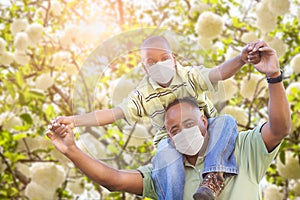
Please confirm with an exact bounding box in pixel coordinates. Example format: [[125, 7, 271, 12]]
[[209, 40, 262, 83], [53, 107, 124, 128]]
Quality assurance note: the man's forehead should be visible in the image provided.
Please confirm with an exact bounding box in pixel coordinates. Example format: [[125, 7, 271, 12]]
[[167, 103, 198, 118]]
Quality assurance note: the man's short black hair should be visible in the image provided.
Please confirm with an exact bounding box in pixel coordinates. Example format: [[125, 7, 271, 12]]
[[165, 97, 199, 113], [140, 35, 172, 52]]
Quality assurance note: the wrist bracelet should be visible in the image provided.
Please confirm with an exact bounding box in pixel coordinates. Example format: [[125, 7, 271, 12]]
[[266, 70, 283, 84]]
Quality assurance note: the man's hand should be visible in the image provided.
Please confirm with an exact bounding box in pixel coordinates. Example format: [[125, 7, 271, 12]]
[[248, 41, 280, 77], [46, 123, 76, 155], [53, 116, 75, 128], [241, 41, 262, 64]]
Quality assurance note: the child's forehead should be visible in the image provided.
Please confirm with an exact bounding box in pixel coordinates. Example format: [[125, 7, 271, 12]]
[[140, 48, 172, 59]]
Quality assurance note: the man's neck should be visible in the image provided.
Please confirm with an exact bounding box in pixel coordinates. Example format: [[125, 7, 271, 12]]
[[186, 154, 199, 166]]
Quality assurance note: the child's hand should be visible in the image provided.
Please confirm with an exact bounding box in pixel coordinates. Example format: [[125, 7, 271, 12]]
[[46, 123, 76, 154], [52, 116, 75, 128]]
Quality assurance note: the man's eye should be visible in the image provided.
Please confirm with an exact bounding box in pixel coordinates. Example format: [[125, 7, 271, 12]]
[[171, 129, 179, 136], [186, 122, 195, 128]]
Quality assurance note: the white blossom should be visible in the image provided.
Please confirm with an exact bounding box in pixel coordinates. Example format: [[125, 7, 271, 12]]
[[267, 0, 290, 16], [225, 48, 239, 60], [198, 37, 213, 50], [14, 50, 30, 65], [0, 111, 22, 130], [59, 25, 80, 48], [50, 0, 62, 17], [30, 163, 66, 189], [276, 151, 300, 179], [256, 1, 277, 32], [67, 179, 84, 195], [286, 82, 300, 96], [111, 76, 137, 106], [10, 19, 28, 35], [77, 133, 107, 159], [189, 2, 210, 17], [0, 51, 14, 66], [241, 32, 258, 44], [268, 37, 288, 58], [221, 78, 238, 101], [0, 38, 7, 53], [291, 54, 300, 74], [65, 63, 78, 76], [25, 181, 56, 200], [19, 136, 52, 152], [263, 184, 283, 200], [122, 124, 150, 146], [221, 106, 248, 128], [14, 32, 30, 51], [240, 73, 268, 100], [36, 7, 46, 19], [50, 51, 71, 67], [15, 163, 30, 178], [26, 23, 44, 45], [195, 11, 224, 39], [208, 78, 238, 104], [293, 181, 300, 196], [35, 73, 54, 90]]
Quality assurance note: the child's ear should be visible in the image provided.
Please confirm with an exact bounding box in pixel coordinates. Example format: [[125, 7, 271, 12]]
[[141, 62, 149, 74]]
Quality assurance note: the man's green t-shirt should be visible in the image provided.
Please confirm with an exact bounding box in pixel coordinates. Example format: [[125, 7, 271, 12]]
[[138, 124, 281, 200]]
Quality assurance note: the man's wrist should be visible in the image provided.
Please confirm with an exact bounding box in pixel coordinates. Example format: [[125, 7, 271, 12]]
[[266, 70, 283, 84]]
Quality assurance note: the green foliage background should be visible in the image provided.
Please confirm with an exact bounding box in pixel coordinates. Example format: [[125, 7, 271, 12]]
[[0, 0, 299, 199]]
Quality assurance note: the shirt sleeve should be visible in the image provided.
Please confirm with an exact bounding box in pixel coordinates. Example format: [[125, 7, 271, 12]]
[[237, 124, 281, 183], [188, 65, 218, 93], [117, 89, 145, 125], [187, 66, 218, 118], [137, 164, 158, 200]]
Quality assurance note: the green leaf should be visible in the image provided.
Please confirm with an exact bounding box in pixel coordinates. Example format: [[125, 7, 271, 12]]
[[20, 113, 33, 125], [3, 152, 26, 163], [12, 133, 27, 141], [279, 151, 286, 165]]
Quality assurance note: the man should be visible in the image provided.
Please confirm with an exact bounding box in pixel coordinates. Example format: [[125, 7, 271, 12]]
[[50, 36, 261, 199], [48, 41, 290, 199]]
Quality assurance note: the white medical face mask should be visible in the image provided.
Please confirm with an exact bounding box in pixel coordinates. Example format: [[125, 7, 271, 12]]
[[147, 59, 175, 84], [172, 126, 205, 156]]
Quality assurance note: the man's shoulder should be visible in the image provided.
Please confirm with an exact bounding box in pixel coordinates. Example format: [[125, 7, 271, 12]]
[[236, 124, 264, 147]]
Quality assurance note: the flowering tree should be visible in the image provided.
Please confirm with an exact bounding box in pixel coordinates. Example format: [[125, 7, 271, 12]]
[[0, 0, 299, 199]]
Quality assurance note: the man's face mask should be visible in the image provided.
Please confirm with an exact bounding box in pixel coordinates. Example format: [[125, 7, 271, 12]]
[[172, 125, 205, 156], [147, 59, 175, 85]]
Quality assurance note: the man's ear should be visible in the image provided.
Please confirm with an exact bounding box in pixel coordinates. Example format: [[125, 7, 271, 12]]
[[168, 133, 175, 145], [201, 115, 208, 129]]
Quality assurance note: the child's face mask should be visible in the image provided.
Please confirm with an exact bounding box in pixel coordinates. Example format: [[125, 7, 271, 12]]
[[147, 59, 175, 85]]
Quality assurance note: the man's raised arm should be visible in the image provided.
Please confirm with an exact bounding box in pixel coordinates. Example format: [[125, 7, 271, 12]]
[[251, 42, 291, 152]]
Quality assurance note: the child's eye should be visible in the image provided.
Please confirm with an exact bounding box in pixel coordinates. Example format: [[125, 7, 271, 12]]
[[161, 56, 171, 61]]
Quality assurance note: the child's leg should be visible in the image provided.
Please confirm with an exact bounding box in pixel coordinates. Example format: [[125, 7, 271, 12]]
[[152, 138, 185, 200], [194, 114, 238, 200]]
